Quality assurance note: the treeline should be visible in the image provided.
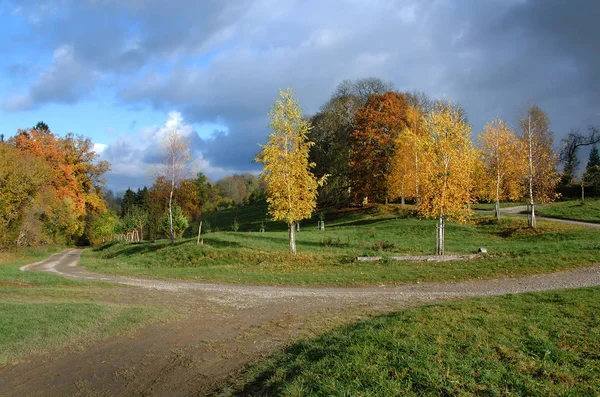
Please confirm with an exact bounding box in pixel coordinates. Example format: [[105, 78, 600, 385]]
[[98, 173, 266, 243], [0, 122, 109, 247], [308, 78, 600, 216]]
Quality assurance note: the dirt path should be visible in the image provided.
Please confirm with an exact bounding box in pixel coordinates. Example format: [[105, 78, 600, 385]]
[[3, 250, 600, 396], [480, 205, 600, 228]]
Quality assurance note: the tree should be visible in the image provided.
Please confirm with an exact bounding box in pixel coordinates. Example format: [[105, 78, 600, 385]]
[[156, 128, 192, 245], [88, 211, 118, 245], [217, 174, 248, 205], [159, 204, 189, 239], [519, 103, 559, 228], [478, 119, 524, 220], [0, 145, 49, 246], [586, 144, 600, 169], [309, 78, 394, 207], [559, 127, 600, 186], [121, 188, 137, 216], [418, 102, 477, 255], [255, 88, 324, 254], [584, 144, 600, 197], [388, 128, 417, 205], [350, 92, 409, 203]]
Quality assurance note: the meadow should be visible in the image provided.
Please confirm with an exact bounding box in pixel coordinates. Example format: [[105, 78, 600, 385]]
[[81, 203, 600, 286], [224, 286, 600, 396], [0, 247, 167, 365]]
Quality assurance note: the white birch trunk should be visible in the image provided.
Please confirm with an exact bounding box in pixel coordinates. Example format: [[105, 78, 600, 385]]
[[197, 220, 203, 246], [289, 221, 296, 254]]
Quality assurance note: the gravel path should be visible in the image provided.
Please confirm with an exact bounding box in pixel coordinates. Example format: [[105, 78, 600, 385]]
[[478, 205, 600, 228], [21, 249, 600, 308], [9, 246, 600, 396]]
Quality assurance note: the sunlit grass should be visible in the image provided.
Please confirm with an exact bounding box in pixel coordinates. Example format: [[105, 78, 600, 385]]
[[81, 203, 600, 286], [225, 287, 600, 396]]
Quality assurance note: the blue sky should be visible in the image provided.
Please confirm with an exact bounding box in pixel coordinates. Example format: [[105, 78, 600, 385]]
[[1, 0, 599, 192]]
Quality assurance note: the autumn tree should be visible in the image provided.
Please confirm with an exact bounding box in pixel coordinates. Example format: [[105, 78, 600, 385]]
[[418, 102, 477, 255], [0, 145, 49, 246], [156, 128, 192, 244], [350, 92, 409, 203], [256, 88, 324, 254], [388, 128, 417, 205], [518, 103, 559, 228], [4, 126, 109, 245], [310, 78, 394, 207], [478, 119, 524, 220]]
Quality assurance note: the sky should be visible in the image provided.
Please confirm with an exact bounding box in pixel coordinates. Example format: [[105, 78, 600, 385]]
[[1, 0, 599, 192]]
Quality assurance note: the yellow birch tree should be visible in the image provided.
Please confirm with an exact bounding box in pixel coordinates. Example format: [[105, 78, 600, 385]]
[[388, 128, 417, 205], [478, 118, 525, 220], [418, 102, 477, 255], [518, 103, 559, 228], [256, 88, 324, 254]]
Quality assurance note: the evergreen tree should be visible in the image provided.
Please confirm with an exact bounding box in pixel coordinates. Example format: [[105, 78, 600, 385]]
[[586, 145, 600, 170]]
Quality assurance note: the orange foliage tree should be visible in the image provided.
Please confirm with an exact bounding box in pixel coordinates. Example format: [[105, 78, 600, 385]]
[[5, 125, 109, 244], [350, 92, 409, 203]]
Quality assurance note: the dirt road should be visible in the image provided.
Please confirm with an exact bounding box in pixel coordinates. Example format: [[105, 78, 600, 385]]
[[2, 249, 600, 396]]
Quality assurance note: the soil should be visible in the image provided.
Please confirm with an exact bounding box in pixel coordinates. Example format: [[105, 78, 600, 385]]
[[2, 248, 600, 396]]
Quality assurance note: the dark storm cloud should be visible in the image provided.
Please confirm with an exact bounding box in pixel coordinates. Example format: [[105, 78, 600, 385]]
[[4, 0, 600, 186]]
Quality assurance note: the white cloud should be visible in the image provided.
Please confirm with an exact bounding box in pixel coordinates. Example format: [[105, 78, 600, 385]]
[[99, 111, 255, 191], [93, 143, 107, 154]]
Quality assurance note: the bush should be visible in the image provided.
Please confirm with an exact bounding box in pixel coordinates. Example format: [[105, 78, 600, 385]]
[[159, 205, 189, 240]]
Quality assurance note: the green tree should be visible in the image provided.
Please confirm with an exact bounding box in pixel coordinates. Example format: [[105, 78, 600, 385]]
[[160, 204, 188, 239], [256, 88, 324, 254], [584, 144, 600, 197], [88, 211, 118, 245]]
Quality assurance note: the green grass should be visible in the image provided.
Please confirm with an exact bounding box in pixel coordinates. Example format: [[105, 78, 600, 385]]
[[81, 204, 600, 286], [0, 246, 167, 364], [472, 201, 526, 211], [0, 301, 161, 365], [224, 287, 600, 396], [533, 199, 600, 223]]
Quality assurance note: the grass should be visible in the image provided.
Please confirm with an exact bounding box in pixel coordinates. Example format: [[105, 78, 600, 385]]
[[0, 246, 168, 365], [472, 201, 526, 211], [0, 301, 160, 365], [81, 203, 600, 286], [223, 287, 600, 396], [532, 198, 600, 223]]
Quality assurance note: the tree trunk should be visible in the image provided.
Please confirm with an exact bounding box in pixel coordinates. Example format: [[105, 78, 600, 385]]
[[530, 204, 536, 228], [495, 199, 500, 221], [581, 179, 585, 204], [196, 220, 203, 246], [436, 213, 445, 256], [289, 221, 297, 254], [401, 176, 405, 207], [527, 112, 536, 228]]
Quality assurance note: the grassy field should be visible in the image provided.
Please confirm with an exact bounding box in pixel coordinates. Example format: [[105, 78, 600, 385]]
[[0, 247, 167, 365], [533, 199, 600, 223], [471, 201, 527, 211], [224, 287, 600, 396], [81, 203, 600, 286]]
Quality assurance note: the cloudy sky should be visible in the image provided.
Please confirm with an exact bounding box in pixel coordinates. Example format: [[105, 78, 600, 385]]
[[1, 0, 599, 191]]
